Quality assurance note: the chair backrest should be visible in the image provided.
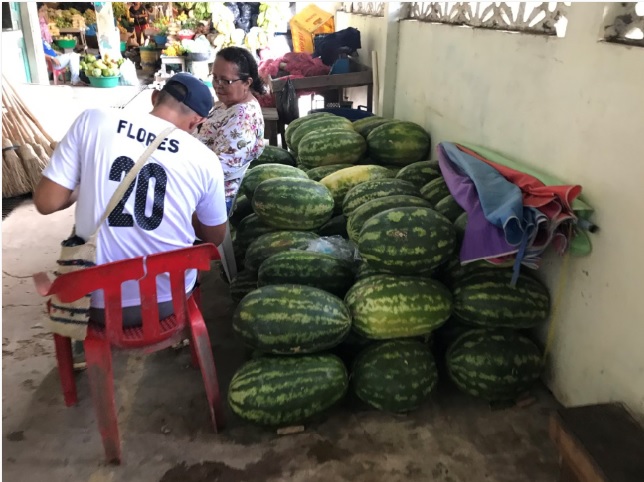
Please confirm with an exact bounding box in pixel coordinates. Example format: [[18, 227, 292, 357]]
[[40, 243, 219, 344]]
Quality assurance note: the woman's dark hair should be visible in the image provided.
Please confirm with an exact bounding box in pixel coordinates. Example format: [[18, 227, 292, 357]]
[[216, 47, 266, 95]]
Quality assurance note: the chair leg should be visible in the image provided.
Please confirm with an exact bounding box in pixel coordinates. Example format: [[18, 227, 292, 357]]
[[84, 337, 121, 464], [53, 334, 78, 406], [217, 223, 237, 283], [187, 298, 223, 432]]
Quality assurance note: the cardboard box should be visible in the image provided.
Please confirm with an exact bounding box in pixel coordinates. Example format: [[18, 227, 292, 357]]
[[289, 4, 335, 54]]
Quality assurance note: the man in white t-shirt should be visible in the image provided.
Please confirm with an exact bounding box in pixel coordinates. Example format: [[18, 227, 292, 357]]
[[34, 73, 228, 327]]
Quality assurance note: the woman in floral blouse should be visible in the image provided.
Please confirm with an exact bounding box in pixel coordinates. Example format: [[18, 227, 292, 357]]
[[195, 47, 266, 212]]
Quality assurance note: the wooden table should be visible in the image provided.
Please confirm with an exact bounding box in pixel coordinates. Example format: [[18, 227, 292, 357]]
[[261, 107, 284, 147], [270, 59, 374, 130]]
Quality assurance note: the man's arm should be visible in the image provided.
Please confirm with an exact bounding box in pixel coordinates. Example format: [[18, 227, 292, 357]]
[[33, 177, 78, 215], [192, 213, 226, 246]]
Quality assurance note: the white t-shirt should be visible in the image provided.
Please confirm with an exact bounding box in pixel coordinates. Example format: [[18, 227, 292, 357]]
[[43, 108, 227, 308]]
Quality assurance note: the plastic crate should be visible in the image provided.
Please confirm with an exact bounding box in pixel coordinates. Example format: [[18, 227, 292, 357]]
[[308, 107, 374, 121]]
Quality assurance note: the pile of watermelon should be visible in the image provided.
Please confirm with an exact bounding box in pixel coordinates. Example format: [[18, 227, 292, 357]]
[[226, 112, 550, 427]]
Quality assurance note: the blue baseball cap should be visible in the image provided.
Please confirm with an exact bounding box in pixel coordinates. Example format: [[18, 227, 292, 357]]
[[163, 73, 214, 117]]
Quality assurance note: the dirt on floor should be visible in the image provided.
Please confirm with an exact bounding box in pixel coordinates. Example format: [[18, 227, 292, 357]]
[[1, 201, 561, 482]]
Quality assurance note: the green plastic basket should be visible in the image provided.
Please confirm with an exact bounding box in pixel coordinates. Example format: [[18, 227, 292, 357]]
[[56, 38, 77, 49], [87, 75, 120, 88]]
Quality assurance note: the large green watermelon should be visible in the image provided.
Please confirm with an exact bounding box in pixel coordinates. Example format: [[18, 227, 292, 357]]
[[352, 340, 438, 412], [306, 164, 354, 182], [285, 112, 334, 149], [249, 146, 296, 169], [346, 194, 431, 243], [233, 213, 278, 257], [252, 177, 334, 230], [395, 161, 441, 188], [298, 129, 367, 169], [358, 207, 457, 275], [352, 116, 393, 138], [241, 164, 308, 200], [290, 116, 353, 154], [434, 195, 465, 223], [229, 270, 258, 304], [446, 329, 543, 401], [452, 269, 550, 329], [342, 178, 419, 216], [244, 231, 319, 271], [233, 284, 351, 354], [345, 275, 452, 339], [420, 177, 450, 207], [228, 354, 349, 426], [366, 121, 431, 166], [229, 194, 254, 228], [321, 165, 394, 210], [258, 250, 355, 297]]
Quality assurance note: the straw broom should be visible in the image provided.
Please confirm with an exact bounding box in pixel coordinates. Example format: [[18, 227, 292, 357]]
[[2, 117, 32, 197], [2, 92, 44, 191], [2, 76, 56, 154]]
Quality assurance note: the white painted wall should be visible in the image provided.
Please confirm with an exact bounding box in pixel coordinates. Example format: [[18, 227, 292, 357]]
[[342, 4, 644, 417], [335, 11, 385, 113]]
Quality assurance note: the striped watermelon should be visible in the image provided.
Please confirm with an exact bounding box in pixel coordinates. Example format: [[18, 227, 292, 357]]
[[233, 214, 278, 257], [298, 129, 367, 169], [345, 275, 452, 339], [229, 194, 253, 227], [358, 207, 457, 275], [366, 121, 431, 166], [420, 177, 450, 207], [290, 116, 353, 154], [258, 251, 355, 297], [342, 178, 419, 215], [434, 195, 465, 223], [233, 284, 351, 354], [352, 340, 438, 412], [241, 164, 308, 200], [252, 177, 334, 230], [244, 231, 319, 271], [318, 214, 348, 238], [249, 145, 296, 169], [228, 354, 348, 426], [229, 270, 258, 303], [346, 195, 431, 243], [452, 269, 550, 329], [447, 329, 543, 401], [436, 256, 502, 290], [453, 211, 468, 242], [321, 165, 394, 210], [395, 161, 441, 188], [352, 116, 393, 138], [355, 261, 383, 281], [306, 164, 354, 182], [285, 112, 334, 148]]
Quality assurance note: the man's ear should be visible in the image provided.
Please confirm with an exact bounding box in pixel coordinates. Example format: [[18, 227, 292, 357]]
[[151, 89, 159, 106], [188, 116, 206, 132]]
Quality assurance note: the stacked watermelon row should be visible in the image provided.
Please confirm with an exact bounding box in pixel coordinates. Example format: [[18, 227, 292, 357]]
[[225, 112, 551, 427]]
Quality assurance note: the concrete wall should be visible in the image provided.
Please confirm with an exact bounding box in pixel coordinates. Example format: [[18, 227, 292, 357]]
[[342, 4, 644, 416]]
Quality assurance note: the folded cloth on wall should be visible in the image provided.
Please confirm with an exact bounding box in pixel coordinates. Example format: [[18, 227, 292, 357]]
[[457, 143, 592, 256], [438, 142, 591, 283]]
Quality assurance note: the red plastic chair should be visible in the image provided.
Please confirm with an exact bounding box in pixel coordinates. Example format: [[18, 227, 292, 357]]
[[46, 57, 67, 85], [33, 243, 223, 464]]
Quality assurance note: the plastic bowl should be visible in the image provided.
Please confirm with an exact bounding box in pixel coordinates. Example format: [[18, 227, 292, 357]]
[[56, 38, 77, 49], [87, 75, 121, 88], [153, 35, 167, 46]]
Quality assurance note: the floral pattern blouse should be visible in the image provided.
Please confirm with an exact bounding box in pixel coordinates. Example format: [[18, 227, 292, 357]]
[[195, 98, 265, 204]]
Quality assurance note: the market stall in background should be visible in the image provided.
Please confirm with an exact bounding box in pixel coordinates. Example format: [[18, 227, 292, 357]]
[[39, 3, 374, 133]]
